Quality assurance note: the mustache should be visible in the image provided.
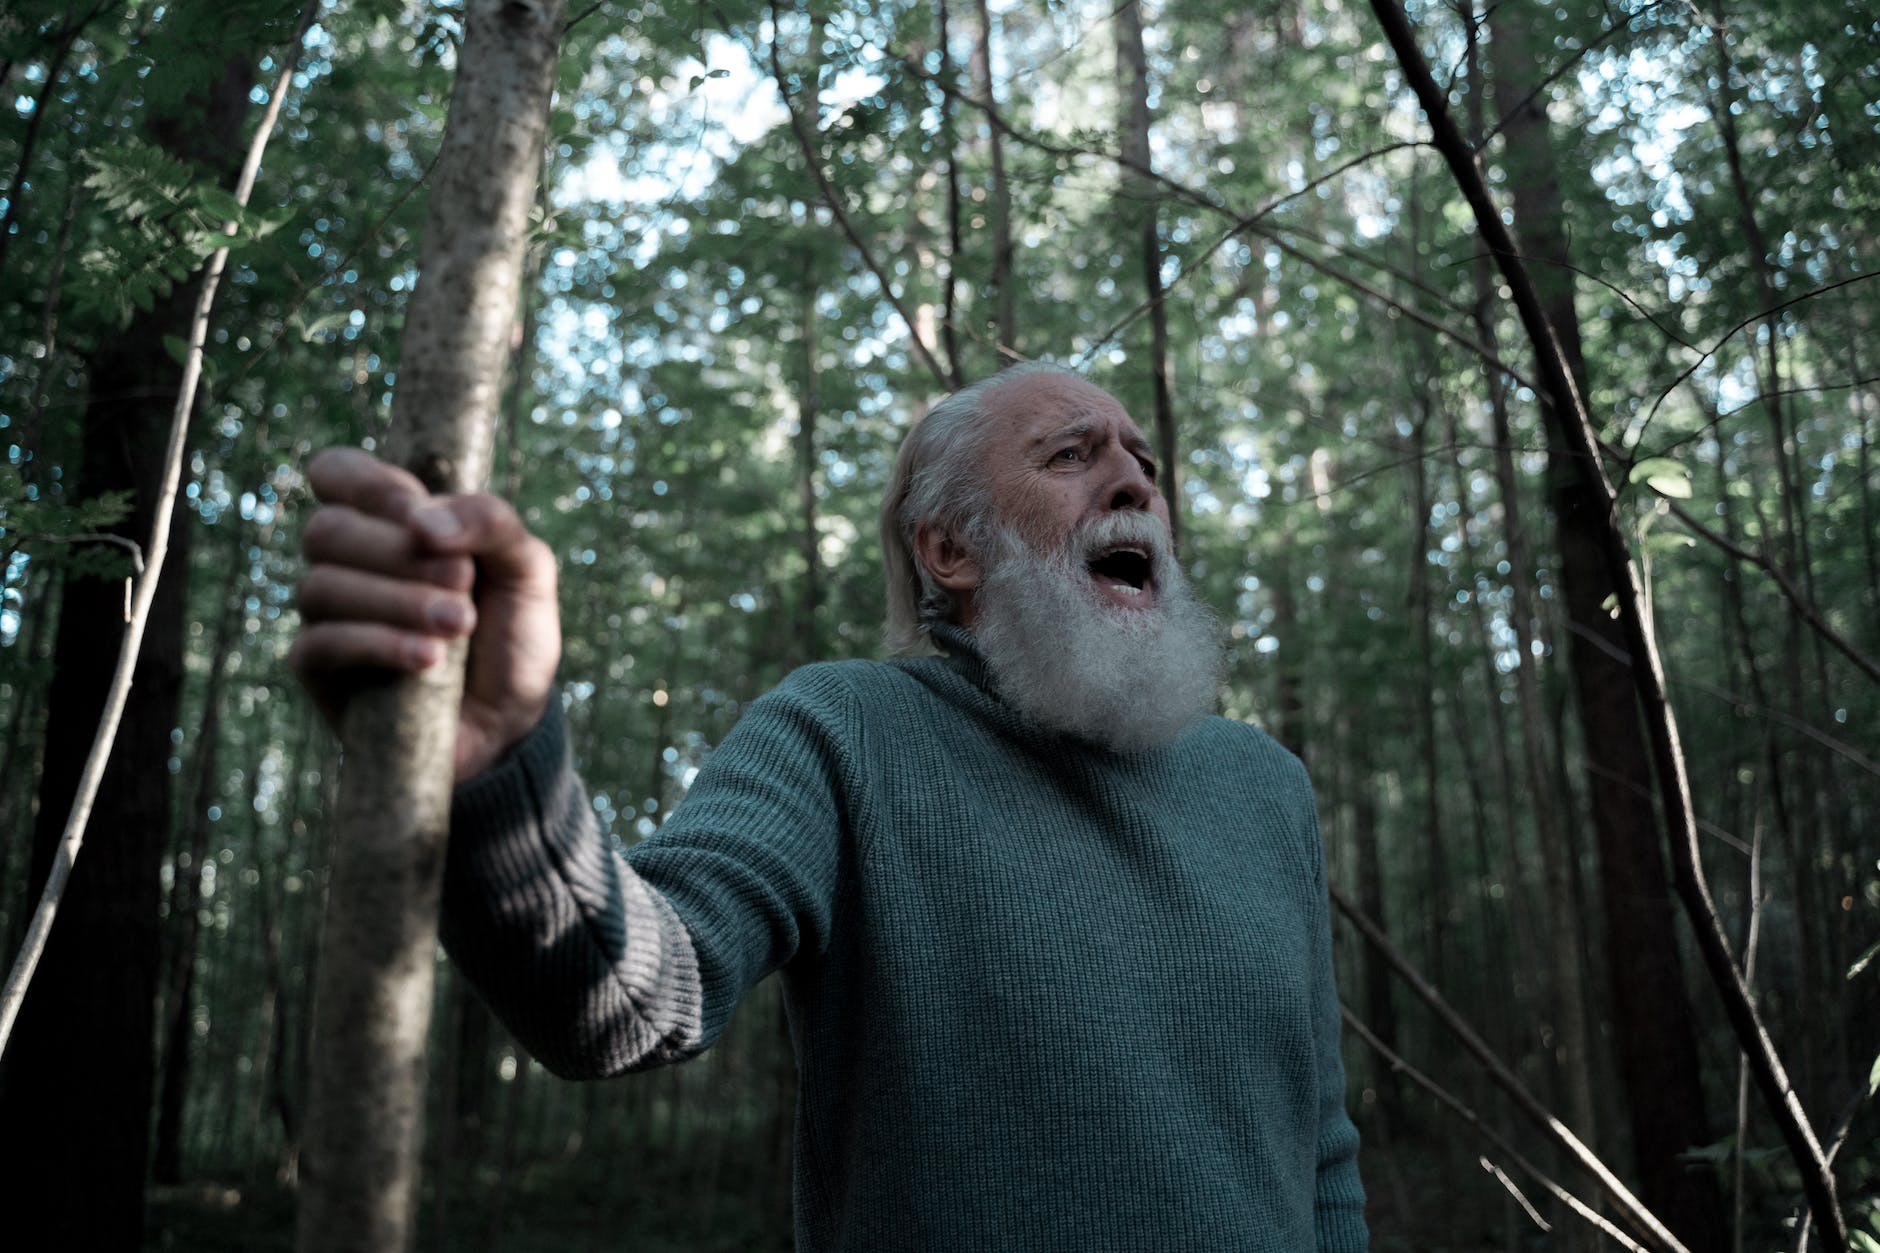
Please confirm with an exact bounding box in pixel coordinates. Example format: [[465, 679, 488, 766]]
[[1056, 512, 1175, 572]]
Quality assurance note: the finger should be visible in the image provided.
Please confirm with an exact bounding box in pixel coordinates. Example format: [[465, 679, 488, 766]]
[[289, 621, 444, 678], [299, 565, 478, 636], [307, 447, 431, 521], [410, 495, 556, 590], [302, 505, 476, 591]]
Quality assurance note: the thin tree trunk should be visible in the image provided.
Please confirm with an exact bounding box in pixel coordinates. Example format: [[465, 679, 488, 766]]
[[152, 576, 245, 1183], [0, 33, 269, 1241], [1375, 0, 1840, 1242], [1347, 712, 1398, 1117], [936, 0, 965, 383], [1114, 0, 1179, 542], [0, 571, 56, 920], [296, 3, 564, 1250], [795, 280, 823, 666], [970, 0, 1015, 360], [1401, 391, 1450, 995]]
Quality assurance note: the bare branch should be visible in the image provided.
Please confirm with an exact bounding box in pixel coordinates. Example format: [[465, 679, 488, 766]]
[[1364, 0, 1845, 1241], [764, 1, 950, 391], [1684, 680, 1878, 778], [1666, 499, 1879, 684], [1341, 1007, 1650, 1250], [1330, 883, 1689, 1253], [1644, 272, 1880, 427], [0, 0, 320, 1059]]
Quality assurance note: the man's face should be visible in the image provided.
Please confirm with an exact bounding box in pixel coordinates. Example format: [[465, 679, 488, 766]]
[[939, 371, 1220, 752], [975, 373, 1171, 614]]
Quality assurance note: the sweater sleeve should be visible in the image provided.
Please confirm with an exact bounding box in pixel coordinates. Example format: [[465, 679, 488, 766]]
[[623, 666, 858, 1049], [1306, 800, 1370, 1251], [444, 667, 857, 1078], [442, 699, 704, 1079]]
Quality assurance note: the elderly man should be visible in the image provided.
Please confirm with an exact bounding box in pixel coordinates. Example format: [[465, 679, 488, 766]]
[[293, 363, 1368, 1251]]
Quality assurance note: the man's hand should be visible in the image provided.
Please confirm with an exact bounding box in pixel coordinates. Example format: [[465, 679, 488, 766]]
[[290, 448, 561, 783]]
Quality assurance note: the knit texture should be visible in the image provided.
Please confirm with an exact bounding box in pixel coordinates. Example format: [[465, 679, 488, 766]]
[[446, 626, 1368, 1251]]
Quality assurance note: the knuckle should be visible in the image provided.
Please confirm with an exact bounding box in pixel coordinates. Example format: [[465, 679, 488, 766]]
[[300, 504, 359, 556]]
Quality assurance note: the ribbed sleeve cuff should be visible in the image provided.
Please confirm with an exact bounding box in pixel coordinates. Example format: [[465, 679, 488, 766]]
[[441, 698, 704, 1077]]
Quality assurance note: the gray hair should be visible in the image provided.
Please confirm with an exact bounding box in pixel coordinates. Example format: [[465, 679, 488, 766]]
[[878, 361, 1084, 654]]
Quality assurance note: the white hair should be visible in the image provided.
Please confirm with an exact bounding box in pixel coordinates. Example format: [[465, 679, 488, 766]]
[[878, 362, 1084, 654], [973, 515, 1223, 753]]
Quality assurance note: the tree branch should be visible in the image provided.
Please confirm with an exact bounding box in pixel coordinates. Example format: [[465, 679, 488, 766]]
[[1341, 1006, 1648, 1250], [1330, 882, 1689, 1253], [1666, 499, 1878, 683], [0, 0, 319, 1058], [1363, 0, 1844, 1243], [764, 1, 950, 391]]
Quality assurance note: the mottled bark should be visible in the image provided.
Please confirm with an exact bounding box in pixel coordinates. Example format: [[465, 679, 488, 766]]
[[295, 3, 564, 1250]]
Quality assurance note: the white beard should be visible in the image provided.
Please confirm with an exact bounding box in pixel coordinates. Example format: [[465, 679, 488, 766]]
[[971, 514, 1224, 753]]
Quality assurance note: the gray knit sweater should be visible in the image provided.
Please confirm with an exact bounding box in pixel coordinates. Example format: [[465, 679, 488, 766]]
[[444, 627, 1368, 1250]]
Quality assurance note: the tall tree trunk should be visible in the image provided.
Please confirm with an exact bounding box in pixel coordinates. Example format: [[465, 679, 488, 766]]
[[936, 0, 965, 384], [969, 0, 1015, 361], [296, 3, 564, 1249], [0, 50, 254, 1246], [1457, 10, 1606, 1183], [152, 575, 245, 1183], [794, 280, 823, 666], [1469, 6, 1728, 1245], [1114, 0, 1179, 542]]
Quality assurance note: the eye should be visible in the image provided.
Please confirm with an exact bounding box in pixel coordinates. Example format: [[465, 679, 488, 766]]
[[1138, 457, 1158, 481], [1053, 447, 1084, 463]]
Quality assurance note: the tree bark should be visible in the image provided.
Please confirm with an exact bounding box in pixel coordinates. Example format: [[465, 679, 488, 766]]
[[1372, 0, 1837, 1242], [1477, 11, 1726, 1245], [969, 0, 1015, 361], [1114, 0, 1179, 543], [295, 3, 564, 1250], [152, 575, 244, 1184], [0, 46, 255, 1245]]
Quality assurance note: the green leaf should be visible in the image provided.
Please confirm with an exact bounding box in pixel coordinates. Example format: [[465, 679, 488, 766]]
[[1631, 456, 1692, 499], [196, 184, 245, 223], [162, 335, 191, 366]]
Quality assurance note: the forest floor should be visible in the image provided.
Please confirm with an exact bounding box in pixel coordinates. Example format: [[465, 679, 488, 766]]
[[143, 1109, 1831, 1252], [146, 1125, 1537, 1253]]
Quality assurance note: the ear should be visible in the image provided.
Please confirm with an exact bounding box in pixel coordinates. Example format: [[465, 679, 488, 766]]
[[914, 519, 981, 593]]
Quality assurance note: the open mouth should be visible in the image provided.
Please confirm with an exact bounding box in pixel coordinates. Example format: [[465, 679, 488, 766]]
[[1087, 544, 1153, 599]]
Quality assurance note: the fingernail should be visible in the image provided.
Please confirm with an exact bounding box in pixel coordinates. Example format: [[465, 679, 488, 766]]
[[430, 600, 469, 632], [415, 507, 460, 540], [406, 637, 442, 667]]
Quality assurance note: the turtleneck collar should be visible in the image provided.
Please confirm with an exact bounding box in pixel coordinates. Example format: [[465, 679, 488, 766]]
[[925, 621, 994, 693]]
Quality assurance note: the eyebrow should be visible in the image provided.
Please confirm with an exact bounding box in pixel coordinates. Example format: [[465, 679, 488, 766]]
[[1030, 421, 1157, 461], [1031, 422, 1095, 449]]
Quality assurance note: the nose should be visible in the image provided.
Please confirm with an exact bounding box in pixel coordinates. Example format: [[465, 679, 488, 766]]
[[1105, 446, 1156, 512]]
